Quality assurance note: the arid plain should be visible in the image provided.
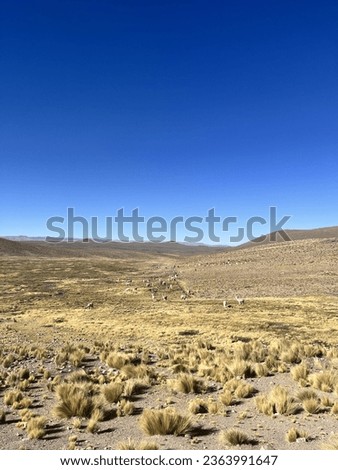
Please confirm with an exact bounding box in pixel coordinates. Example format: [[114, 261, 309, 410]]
[[0, 229, 337, 450]]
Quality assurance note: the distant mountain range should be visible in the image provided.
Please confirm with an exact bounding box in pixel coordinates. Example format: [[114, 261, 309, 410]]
[[0, 226, 337, 257]]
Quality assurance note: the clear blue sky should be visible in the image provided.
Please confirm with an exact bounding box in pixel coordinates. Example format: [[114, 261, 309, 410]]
[[1, 1, 337, 242]]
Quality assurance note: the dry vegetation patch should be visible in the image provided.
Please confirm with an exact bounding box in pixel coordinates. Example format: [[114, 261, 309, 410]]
[[0, 248, 338, 450]]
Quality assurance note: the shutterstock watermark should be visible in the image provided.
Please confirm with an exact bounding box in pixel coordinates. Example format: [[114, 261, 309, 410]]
[[45, 207, 291, 244]]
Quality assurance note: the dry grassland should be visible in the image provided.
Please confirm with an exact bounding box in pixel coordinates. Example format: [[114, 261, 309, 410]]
[[0, 238, 337, 450]]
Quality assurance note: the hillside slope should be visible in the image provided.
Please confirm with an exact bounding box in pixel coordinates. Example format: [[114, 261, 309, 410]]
[[178, 237, 338, 298]]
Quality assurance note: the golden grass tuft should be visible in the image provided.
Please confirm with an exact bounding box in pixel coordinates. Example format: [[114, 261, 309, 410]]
[[19, 409, 35, 422], [67, 435, 78, 449], [17, 379, 30, 391], [320, 396, 333, 408], [234, 383, 257, 399], [106, 353, 130, 369], [4, 390, 24, 406], [117, 399, 135, 417], [0, 409, 6, 424], [228, 360, 254, 379], [139, 408, 192, 436], [102, 382, 124, 404], [188, 398, 221, 414], [123, 378, 149, 397], [291, 364, 308, 382], [256, 386, 299, 416], [72, 417, 82, 429], [117, 438, 159, 450], [66, 369, 92, 383], [86, 409, 103, 434], [26, 416, 47, 439], [69, 350, 85, 367], [254, 363, 269, 377], [121, 364, 150, 379], [12, 397, 33, 409], [168, 373, 205, 394], [2, 354, 15, 368], [320, 434, 338, 450], [219, 389, 233, 406], [54, 383, 102, 419], [308, 371, 337, 392], [188, 398, 209, 414], [219, 428, 251, 446], [302, 398, 321, 414], [297, 389, 318, 401], [285, 427, 308, 443]]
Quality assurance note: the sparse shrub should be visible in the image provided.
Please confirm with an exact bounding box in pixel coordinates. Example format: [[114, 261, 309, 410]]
[[69, 350, 85, 367], [188, 398, 220, 414], [254, 363, 269, 377], [72, 417, 82, 429], [234, 383, 257, 399], [223, 379, 256, 400], [66, 370, 92, 383], [233, 342, 252, 360], [228, 360, 254, 378], [139, 408, 192, 436], [302, 398, 321, 414], [86, 408, 103, 434], [6, 372, 18, 386], [277, 363, 289, 373], [265, 355, 279, 372], [18, 379, 30, 391], [320, 434, 338, 450], [207, 399, 222, 414], [19, 409, 35, 422], [26, 416, 47, 439], [55, 352, 68, 366], [281, 350, 299, 364], [214, 369, 233, 383], [123, 378, 149, 397], [308, 371, 337, 392], [117, 438, 159, 450], [238, 411, 249, 421], [219, 390, 233, 406], [2, 354, 15, 368], [117, 399, 135, 417], [68, 435, 78, 449], [121, 364, 150, 379], [223, 378, 242, 393], [189, 398, 208, 414], [291, 364, 308, 383], [47, 374, 62, 392], [219, 429, 251, 446], [320, 396, 333, 408], [54, 383, 102, 419], [297, 389, 318, 401], [256, 386, 299, 416], [255, 395, 274, 416], [171, 363, 189, 374], [102, 382, 124, 404], [106, 353, 130, 369], [13, 397, 33, 409], [285, 427, 308, 443], [168, 374, 205, 394], [4, 390, 24, 406]]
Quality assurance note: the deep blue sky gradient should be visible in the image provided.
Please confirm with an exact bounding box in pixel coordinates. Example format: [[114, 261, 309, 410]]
[[1, 1, 337, 241]]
